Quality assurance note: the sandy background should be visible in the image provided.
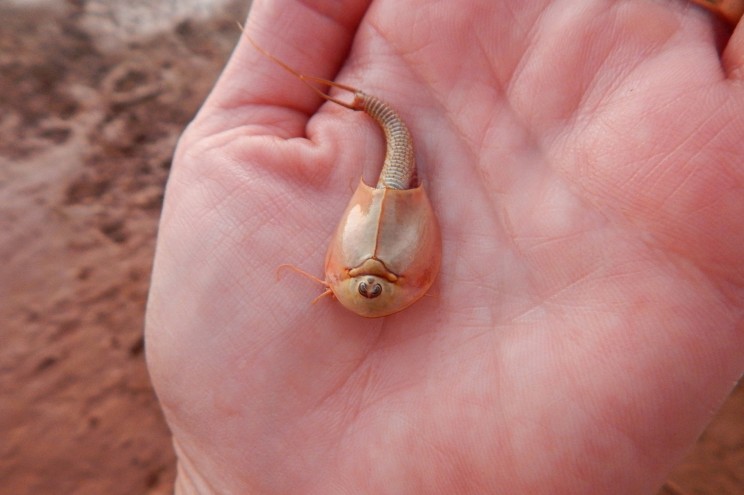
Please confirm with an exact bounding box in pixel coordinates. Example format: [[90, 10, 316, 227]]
[[0, 1, 741, 494]]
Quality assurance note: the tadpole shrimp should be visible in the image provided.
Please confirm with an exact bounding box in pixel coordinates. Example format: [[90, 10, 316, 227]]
[[244, 30, 441, 317]]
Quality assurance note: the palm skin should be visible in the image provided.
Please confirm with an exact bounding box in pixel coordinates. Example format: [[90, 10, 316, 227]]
[[145, 1, 744, 493]]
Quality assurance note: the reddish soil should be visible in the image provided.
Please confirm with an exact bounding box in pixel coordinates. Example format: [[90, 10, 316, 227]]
[[0, 2, 741, 494], [0, 2, 246, 494]]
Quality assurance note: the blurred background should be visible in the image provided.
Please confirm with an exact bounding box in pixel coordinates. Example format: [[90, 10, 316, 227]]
[[0, 1, 741, 494]]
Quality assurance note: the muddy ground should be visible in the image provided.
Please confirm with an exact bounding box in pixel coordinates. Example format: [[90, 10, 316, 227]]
[[0, 1, 741, 494]]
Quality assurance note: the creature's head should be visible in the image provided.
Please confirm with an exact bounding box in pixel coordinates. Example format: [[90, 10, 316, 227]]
[[330, 273, 407, 318]]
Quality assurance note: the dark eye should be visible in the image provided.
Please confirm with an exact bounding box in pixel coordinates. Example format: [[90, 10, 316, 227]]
[[358, 278, 382, 299]]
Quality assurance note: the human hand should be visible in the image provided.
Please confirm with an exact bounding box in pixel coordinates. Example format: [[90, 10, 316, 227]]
[[146, 1, 744, 493]]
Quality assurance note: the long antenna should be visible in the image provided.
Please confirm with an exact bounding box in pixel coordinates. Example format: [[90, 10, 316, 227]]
[[238, 23, 362, 110]]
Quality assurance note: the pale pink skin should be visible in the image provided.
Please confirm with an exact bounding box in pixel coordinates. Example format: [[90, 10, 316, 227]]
[[145, 1, 744, 493]]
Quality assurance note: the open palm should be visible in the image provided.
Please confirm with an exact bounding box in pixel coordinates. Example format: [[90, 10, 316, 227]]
[[146, 1, 744, 493]]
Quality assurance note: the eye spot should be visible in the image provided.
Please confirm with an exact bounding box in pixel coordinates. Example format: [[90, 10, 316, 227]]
[[358, 278, 382, 299]]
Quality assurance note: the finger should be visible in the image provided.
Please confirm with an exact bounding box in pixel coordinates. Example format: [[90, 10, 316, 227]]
[[200, 0, 372, 135], [722, 14, 744, 78], [689, 0, 744, 25]]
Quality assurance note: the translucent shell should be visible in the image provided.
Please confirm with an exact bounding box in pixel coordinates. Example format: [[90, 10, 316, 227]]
[[324, 180, 441, 318]]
